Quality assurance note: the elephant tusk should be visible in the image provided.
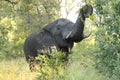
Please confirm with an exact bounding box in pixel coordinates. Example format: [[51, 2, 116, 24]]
[[83, 32, 91, 38], [66, 31, 72, 39], [84, 20, 92, 38]]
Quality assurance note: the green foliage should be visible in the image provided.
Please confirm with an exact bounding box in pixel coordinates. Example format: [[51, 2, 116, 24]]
[[36, 52, 66, 80], [93, 0, 120, 79], [0, 0, 61, 60], [1, 0, 120, 79], [0, 17, 17, 59]]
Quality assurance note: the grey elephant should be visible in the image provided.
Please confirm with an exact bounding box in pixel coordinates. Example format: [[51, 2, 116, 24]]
[[23, 4, 93, 71]]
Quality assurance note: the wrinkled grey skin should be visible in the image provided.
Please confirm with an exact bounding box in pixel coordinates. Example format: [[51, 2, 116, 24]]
[[24, 31, 57, 61], [23, 4, 93, 71]]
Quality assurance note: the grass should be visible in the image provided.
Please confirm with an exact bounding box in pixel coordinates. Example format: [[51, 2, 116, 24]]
[[65, 59, 109, 80], [0, 56, 110, 80], [0, 58, 38, 80]]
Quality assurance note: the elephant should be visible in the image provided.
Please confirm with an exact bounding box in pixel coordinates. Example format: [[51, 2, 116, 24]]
[[23, 4, 93, 71]]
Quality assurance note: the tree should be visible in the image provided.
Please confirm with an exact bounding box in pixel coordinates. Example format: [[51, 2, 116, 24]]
[[0, 0, 61, 60], [93, 0, 120, 79]]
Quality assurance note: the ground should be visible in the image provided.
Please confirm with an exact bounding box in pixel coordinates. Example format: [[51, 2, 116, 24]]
[[0, 56, 108, 80]]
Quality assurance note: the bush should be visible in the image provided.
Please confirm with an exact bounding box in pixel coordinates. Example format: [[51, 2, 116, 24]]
[[93, 0, 120, 79], [36, 52, 67, 80]]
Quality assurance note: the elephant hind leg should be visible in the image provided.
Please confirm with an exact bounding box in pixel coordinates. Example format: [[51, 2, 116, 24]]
[[28, 56, 36, 72]]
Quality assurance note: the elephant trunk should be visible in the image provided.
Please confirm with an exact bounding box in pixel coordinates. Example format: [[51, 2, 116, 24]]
[[70, 12, 86, 42], [83, 24, 92, 39], [72, 4, 93, 42]]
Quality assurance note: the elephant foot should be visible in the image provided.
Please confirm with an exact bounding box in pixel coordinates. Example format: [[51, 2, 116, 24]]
[[28, 56, 37, 72], [29, 63, 36, 72]]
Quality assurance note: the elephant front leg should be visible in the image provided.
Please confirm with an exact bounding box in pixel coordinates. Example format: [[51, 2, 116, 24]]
[[60, 47, 70, 61], [64, 52, 69, 61]]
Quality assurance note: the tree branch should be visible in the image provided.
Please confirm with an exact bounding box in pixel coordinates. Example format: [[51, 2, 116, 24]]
[[4, 0, 19, 6]]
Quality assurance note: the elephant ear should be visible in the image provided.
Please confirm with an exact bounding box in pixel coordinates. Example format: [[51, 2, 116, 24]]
[[80, 4, 93, 18], [43, 19, 61, 35], [44, 18, 74, 38], [43, 22, 54, 32]]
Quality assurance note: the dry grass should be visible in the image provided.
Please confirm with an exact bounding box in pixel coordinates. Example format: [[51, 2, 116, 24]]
[[0, 56, 109, 80], [0, 58, 38, 80]]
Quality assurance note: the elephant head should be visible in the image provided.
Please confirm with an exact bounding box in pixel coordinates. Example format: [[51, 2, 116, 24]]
[[80, 4, 93, 18], [67, 4, 93, 42], [43, 4, 93, 50]]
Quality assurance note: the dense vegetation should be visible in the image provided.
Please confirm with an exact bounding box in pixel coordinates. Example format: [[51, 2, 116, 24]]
[[93, 0, 120, 79], [0, 0, 61, 59], [0, 0, 120, 80]]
